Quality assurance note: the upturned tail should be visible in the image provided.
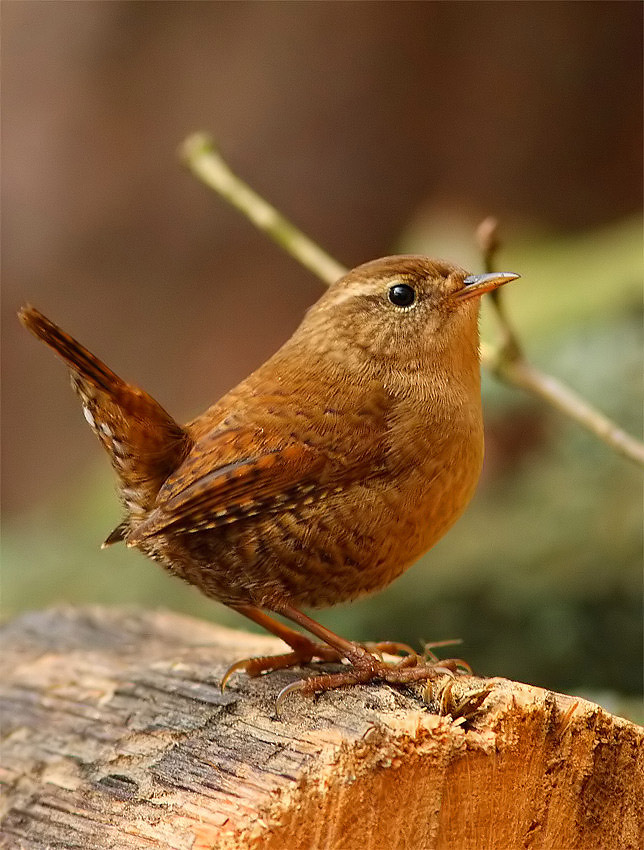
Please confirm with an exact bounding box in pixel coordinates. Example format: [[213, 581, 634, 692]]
[[19, 306, 192, 541]]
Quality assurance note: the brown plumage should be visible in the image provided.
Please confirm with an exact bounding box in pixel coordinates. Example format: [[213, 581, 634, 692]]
[[19, 256, 519, 701]]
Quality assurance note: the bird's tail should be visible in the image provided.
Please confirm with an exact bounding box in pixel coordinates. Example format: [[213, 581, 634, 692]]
[[19, 306, 192, 538]]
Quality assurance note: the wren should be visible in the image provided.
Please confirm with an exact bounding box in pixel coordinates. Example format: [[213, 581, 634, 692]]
[[19, 256, 519, 700]]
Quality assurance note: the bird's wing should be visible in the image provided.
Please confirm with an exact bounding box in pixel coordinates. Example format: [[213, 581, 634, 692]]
[[128, 377, 393, 542], [127, 426, 333, 540]]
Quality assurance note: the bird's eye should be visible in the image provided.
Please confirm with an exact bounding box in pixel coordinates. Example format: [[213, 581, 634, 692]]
[[388, 283, 416, 308]]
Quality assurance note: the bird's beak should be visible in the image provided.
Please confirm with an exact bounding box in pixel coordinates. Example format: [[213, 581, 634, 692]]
[[456, 271, 520, 301]]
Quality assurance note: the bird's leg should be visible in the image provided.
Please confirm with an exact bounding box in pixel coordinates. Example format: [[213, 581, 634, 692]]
[[222, 604, 345, 688], [274, 604, 469, 707], [222, 603, 417, 689]]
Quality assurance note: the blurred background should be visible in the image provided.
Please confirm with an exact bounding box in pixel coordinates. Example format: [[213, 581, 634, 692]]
[[3, 2, 642, 715]]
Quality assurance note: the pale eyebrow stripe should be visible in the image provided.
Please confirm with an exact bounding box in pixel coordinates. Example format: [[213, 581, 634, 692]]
[[327, 278, 410, 308]]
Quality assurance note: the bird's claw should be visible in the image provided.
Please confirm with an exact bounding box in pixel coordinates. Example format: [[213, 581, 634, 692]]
[[275, 679, 309, 715], [221, 657, 253, 692]]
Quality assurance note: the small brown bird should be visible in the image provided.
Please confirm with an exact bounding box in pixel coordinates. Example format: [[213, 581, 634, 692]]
[[19, 256, 519, 700]]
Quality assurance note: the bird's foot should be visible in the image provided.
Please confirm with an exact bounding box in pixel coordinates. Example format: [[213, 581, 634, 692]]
[[275, 645, 470, 712], [221, 643, 342, 690], [221, 638, 418, 691]]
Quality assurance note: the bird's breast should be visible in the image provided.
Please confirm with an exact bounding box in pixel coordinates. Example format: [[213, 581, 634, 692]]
[[377, 400, 484, 562]]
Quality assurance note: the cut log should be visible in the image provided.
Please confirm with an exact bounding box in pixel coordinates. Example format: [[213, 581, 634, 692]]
[[0, 606, 641, 850]]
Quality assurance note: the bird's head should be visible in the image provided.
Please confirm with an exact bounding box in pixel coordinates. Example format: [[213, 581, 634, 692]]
[[296, 255, 519, 383]]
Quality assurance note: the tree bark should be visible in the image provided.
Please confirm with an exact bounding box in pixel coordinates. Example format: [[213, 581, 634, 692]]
[[0, 606, 641, 850]]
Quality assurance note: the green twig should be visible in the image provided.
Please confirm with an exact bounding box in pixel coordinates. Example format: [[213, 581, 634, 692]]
[[480, 342, 644, 466], [476, 217, 523, 360], [180, 133, 346, 285], [477, 218, 644, 466]]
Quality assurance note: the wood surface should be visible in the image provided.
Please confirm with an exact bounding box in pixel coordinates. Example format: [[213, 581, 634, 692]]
[[1, 606, 641, 849]]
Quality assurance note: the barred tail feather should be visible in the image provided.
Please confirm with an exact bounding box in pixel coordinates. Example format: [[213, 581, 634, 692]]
[[19, 306, 192, 521]]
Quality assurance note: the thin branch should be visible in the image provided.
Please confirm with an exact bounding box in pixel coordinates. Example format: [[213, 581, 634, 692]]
[[481, 343, 644, 465], [180, 133, 346, 285], [180, 133, 644, 468], [476, 218, 644, 466], [476, 217, 523, 360]]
